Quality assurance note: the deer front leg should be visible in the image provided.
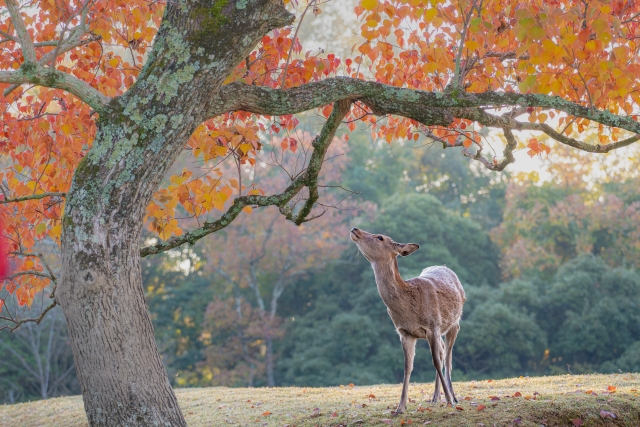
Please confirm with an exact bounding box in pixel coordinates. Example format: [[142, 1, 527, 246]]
[[395, 333, 417, 414]]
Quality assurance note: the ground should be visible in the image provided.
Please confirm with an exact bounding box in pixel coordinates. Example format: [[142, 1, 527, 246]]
[[1, 374, 639, 426]]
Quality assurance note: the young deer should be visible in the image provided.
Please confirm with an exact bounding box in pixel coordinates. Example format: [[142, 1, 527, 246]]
[[350, 227, 465, 413]]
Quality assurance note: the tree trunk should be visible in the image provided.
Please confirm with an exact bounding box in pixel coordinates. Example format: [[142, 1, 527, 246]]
[[53, 2, 294, 425], [265, 335, 275, 387], [57, 163, 187, 426]]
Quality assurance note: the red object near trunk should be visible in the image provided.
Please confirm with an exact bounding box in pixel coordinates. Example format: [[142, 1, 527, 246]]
[[0, 219, 10, 279]]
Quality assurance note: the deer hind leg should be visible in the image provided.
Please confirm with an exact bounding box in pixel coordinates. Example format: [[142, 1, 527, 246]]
[[427, 332, 454, 405], [430, 338, 445, 403], [395, 333, 417, 414], [444, 324, 460, 404]]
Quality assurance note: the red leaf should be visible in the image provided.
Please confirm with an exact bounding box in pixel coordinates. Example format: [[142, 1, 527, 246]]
[[477, 404, 486, 411], [572, 419, 583, 427], [514, 392, 522, 397]]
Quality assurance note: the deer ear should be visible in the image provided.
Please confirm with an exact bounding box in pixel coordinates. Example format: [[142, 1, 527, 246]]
[[398, 243, 419, 257]]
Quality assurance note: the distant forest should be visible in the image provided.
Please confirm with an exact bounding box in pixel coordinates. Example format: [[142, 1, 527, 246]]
[[3, 128, 640, 401]]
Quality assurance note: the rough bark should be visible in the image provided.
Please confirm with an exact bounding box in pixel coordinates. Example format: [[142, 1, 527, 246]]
[[55, 1, 294, 426]]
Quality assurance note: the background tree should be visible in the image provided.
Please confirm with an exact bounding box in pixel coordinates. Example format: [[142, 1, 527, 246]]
[[0, 304, 78, 403], [201, 134, 352, 386], [1, 0, 640, 426]]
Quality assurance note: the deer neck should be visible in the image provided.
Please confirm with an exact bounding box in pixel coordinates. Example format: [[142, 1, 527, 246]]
[[371, 257, 408, 306]]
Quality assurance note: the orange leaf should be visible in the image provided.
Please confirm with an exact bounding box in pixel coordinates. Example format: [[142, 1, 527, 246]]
[[477, 405, 486, 411], [262, 411, 271, 416]]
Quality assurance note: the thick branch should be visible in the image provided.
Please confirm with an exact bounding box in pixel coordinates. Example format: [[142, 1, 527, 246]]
[[216, 78, 640, 136], [5, 0, 36, 63], [0, 68, 109, 112], [0, 192, 66, 204], [140, 100, 352, 257]]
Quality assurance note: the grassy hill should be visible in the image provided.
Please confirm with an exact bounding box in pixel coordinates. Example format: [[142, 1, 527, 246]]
[[1, 374, 639, 426]]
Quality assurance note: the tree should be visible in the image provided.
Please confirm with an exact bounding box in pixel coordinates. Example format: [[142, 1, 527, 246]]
[[1, 0, 640, 425], [202, 134, 352, 386], [0, 304, 78, 403]]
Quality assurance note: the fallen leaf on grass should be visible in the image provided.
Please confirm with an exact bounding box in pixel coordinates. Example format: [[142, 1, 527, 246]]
[[349, 383, 355, 387], [490, 396, 500, 401], [514, 417, 522, 425], [487, 379, 493, 383], [262, 411, 271, 416], [607, 385, 617, 393], [331, 412, 338, 417], [514, 392, 522, 397], [368, 394, 377, 399], [310, 408, 321, 418], [600, 410, 616, 419], [455, 406, 464, 411], [477, 404, 486, 411], [572, 419, 583, 427], [464, 396, 472, 401], [416, 406, 431, 413]]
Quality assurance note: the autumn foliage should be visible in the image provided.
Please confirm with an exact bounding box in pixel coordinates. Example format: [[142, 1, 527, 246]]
[[2, 0, 640, 319]]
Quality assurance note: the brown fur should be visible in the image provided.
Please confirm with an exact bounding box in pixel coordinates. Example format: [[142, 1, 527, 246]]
[[350, 228, 466, 412]]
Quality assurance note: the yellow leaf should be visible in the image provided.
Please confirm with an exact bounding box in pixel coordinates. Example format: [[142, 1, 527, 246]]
[[361, 0, 377, 11], [243, 206, 253, 214], [61, 123, 73, 135], [48, 224, 62, 239], [465, 40, 479, 51], [424, 8, 437, 21]]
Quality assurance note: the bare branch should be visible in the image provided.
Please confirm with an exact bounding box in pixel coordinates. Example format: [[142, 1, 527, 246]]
[[5, 270, 54, 281], [0, 192, 66, 204], [454, 107, 640, 153], [0, 300, 58, 333], [462, 127, 516, 171]]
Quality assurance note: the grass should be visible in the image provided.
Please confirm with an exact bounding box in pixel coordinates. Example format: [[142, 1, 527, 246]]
[[1, 374, 639, 426]]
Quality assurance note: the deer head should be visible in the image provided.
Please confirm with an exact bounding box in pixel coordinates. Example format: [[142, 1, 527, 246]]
[[350, 228, 419, 262]]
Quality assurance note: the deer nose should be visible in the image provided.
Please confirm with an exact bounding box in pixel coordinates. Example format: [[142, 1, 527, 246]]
[[351, 227, 358, 232]]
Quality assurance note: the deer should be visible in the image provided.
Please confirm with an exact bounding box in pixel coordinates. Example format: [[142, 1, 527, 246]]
[[349, 227, 466, 413]]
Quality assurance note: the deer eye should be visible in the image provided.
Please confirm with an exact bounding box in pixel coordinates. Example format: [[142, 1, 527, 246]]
[[377, 236, 384, 241]]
